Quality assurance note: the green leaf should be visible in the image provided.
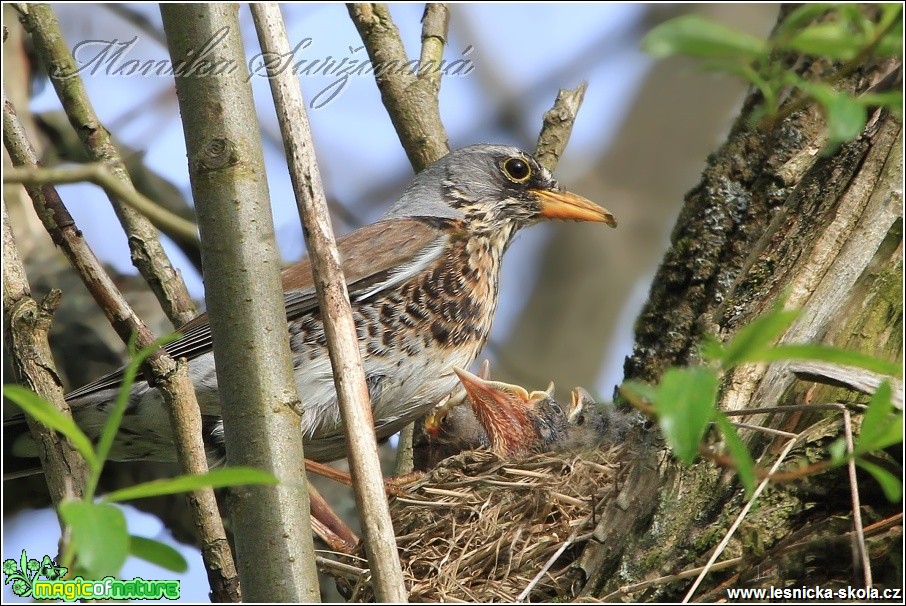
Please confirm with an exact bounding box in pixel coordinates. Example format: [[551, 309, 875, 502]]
[[746, 344, 902, 377], [828, 437, 848, 465], [619, 380, 658, 405], [875, 24, 903, 58], [129, 536, 188, 573], [878, 3, 904, 30], [783, 21, 867, 60], [856, 459, 902, 502], [643, 15, 767, 60], [654, 368, 720, 464], [714, 414, 757, 496], [719, 305, 800, 368], [59, 502, 129, 578], [102, 467, 278, 503], [86, 332, 184, 500], [823, 93, 867, 146], [774, 4, 836, 38], [796, 80, 867, 146], [854, 382, 903, 455], [3, 385, 99, 471], [875, 5, 903, 57], [700, 334, 725, 363]]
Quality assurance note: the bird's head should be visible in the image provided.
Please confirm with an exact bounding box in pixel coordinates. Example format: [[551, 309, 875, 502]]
[[453, 367, 567, 456], [566, 387, 634, 447], [385, 144, 616, 238], [568, 387, 597, 426]]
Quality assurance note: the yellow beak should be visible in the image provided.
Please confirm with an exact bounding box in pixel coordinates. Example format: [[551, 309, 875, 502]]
[[532, 189, 617, 227]]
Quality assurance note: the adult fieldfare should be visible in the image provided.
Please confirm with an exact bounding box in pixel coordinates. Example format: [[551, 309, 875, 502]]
[[7, 144, 616, 472]]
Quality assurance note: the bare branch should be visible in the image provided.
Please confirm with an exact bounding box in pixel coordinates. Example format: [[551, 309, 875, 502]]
[[2, 195, 88, 506], [3, 165, 199, 246], [251, 4, 408, 600], [534, 82, 589, 172], [417, 3, 449, 94], [841, 408, 872, 588]]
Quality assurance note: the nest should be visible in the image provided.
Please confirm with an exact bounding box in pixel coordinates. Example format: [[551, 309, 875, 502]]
[[338, 444, 629, 602]]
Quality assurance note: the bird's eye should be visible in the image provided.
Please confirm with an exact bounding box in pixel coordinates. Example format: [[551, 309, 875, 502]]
[[502, 157, 532, 183], [549, 400, 563, 416]]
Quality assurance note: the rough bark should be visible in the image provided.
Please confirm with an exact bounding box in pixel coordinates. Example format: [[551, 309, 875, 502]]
[[578, 24, 903, 602]]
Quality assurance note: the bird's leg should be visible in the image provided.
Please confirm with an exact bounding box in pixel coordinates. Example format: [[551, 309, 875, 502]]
[[307, 481, 359, 554], [304, 459, 419, 496], [304, 459, 354, 486]]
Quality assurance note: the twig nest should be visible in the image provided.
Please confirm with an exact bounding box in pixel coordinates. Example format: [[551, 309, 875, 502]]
[[341, 445, 629, 602]]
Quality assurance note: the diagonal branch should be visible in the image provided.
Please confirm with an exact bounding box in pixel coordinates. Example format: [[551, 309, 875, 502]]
[[3, 165, 199, 246], [251, 3, 408, 601]]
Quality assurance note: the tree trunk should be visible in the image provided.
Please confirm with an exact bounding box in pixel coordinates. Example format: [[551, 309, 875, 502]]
[[579, 25, 903, 601]]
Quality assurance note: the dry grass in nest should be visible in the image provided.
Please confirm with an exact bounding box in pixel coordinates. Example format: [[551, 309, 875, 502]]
[[336, 444, 629, 602]]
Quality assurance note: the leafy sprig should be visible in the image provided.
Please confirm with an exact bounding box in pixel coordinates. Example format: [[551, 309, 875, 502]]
[[643, 5, 902, 149], [3, 333, 278, 580], [621, 303, 902, 500]]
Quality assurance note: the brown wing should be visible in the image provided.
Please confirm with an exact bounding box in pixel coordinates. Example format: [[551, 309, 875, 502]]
[[64, 217, 451, 401]]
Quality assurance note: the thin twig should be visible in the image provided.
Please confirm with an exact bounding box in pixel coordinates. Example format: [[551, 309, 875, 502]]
[[682, 435, 801, 602], [517, 518, 589, 602], [3, 165, 199, 245], [603, 557, 743, 600], [315, 555, 370, 580], [730, 420, 798, 438], [699, 442, 830, 483], [251, 4, 407, 601], [842, 408, 872, 587], [723, 402, 868, 416], [348, 3, 449, 170], [533, 82, 588, 172]]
